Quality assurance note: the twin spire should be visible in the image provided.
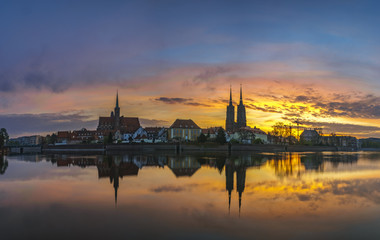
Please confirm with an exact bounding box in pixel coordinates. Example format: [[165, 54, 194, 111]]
[[229, 84, 244, 105]]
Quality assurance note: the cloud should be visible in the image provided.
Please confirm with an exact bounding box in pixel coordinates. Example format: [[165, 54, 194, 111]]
[[0, 113, 97, 137], [154, 97, 191, 104], [139, 118, 170, 127], [154, 97, 212, 107], [246, 104, 283, 114], [193, 66, 232, 83], [283, 118, 380, 135]]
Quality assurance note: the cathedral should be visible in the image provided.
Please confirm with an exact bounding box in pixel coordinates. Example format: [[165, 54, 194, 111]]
[[97, 92, 141, 134], [226, 85, 246, 132]]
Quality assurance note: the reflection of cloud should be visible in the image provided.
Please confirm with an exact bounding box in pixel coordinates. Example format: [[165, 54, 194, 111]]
[[323, 179, 380, 204], [151, 183, 200, 193], [151, 185, 186, 193], [296, 194, 311, 201]]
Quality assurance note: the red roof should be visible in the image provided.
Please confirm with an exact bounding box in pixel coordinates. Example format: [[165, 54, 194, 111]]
[[201, 127, 222, 134], [97, 116, 140, 133], [170, 119, 200, 129], [57, 131, 71, 138], [145, 127, 162, 133], [120, 117, 140, 132]]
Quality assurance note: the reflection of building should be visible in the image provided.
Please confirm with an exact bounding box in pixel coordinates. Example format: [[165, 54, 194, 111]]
[[0, 156, 8, 175], [267, 153, 305, 178], [168, 119, 202, 141], [57, 156, 97, 168], [225, 157, 247, 215], [97, 156, 139, 204], [167, 156, 201, 177]]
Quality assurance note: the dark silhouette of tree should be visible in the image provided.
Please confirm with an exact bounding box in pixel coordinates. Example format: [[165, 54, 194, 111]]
[[197, 133, 207, 143], [216, 128, 226, 144], [0, 128, 9, 148], [47, 133, 57, 144], [107, 132, 114, 144]]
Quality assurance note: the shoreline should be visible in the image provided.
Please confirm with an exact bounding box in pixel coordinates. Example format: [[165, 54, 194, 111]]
[[6, 143, 368, 155], [38, 143, 360, 154]]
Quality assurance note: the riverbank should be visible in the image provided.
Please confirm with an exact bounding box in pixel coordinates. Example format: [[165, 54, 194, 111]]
[[38, 143, 357, 154]]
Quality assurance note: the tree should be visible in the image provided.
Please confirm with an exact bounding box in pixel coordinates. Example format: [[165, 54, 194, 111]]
[[271, 122, 296, 145], [238, 129, 255, 143], [215, 128, 226, 144], [107, 132, 114, 144], [253, 138, 264, 144], [0, 128, 9, 148], [47, 133, 57, 144], [197, 133, 207, 143]]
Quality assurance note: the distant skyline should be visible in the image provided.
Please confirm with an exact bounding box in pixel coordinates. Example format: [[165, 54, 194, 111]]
[[1, 0, 380, 138]]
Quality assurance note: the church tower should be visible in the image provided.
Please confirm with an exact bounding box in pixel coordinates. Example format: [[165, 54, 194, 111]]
[[236, 84, 246, 129], [114, 91, 120, 129], [226, 85, 235, 132]]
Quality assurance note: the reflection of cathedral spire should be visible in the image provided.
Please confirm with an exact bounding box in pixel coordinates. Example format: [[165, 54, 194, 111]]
[[97, 155, 139, 207], [225, 160, 234, 213], [236, 165, 246, 215], [225, 158, 247, 216]]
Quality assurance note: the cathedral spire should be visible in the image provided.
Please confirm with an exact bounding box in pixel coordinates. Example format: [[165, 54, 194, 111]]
[[116, 90, 119, 108], [229, 85, 232, 105], [240, 84, 243, 104]]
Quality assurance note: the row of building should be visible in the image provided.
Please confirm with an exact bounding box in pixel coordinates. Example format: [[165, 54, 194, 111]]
[[52, 91, 268, 144], [300, 129, 359, 149], [8, 89, 358, 148]]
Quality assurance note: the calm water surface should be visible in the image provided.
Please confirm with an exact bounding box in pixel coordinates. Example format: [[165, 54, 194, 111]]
[[1, 151, 380, 239]]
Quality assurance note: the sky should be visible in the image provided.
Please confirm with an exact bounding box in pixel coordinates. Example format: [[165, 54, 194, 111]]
[[1, 0, 380, 138]]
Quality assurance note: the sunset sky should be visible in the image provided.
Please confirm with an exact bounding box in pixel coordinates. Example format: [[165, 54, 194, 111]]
[[1, 0, 380, 138]]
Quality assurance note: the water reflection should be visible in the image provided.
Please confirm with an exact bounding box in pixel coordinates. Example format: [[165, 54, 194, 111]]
[[26, 152, 362, 213], [0, 155, 7, 174], [2, 152, 380, 239]]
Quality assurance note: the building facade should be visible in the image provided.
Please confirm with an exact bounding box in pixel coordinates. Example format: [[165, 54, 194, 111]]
[[168, 119, 201, 141], [96, 92, 141, 137]]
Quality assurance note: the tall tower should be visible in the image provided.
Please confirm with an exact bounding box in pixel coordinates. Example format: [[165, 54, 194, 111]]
[[226, 85, 235, 132], [114, 90, 120, 129], [236, 84, 246, 129]]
